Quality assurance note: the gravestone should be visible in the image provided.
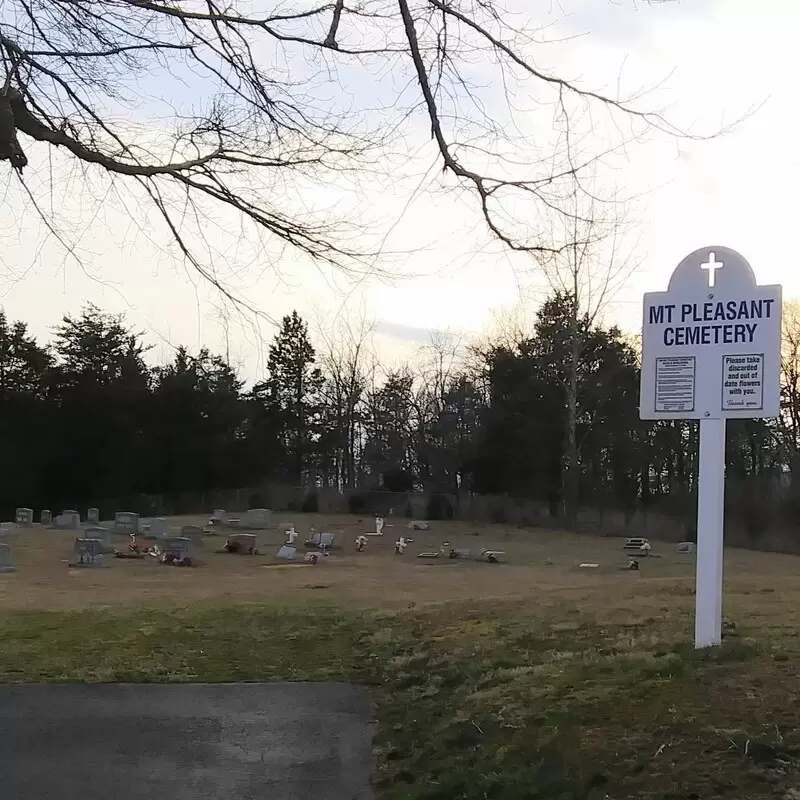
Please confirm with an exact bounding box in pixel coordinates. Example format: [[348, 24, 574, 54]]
[[0, 543, 14, 572], [305, 531, 337, 550], [240, 508, 271, 529], [676, 542, 696, 554], [225, 533, 258, 554], [210, 509, 227, 525], [84, 527, 112, 553], [86, 507, 100, 525], [366, 517, 384, 536], [54, 513, 80, 530], [285, 527, 298, 545], [40, 509, 52, 526], [407, 520, 430, 531], [15, 508, 33, 526], [623, 537, 650, 551], [149, 518, 169, 539], [161, 537, 190, 559], [277, 545, 296, 560], [71, 538, 105, 567], [114, 511, 139, 534]]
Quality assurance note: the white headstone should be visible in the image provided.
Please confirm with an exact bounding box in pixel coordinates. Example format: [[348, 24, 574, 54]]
[[162, 537, 190, 559], [240, 508, 271, 529], [375, 517, 384, 535], [84, 526, 112, 553], [71, 538, 105, 567], [286, 527, 298, 545], [0, 543, 14, 572], [54, 512, 81, 530], [210, 509, 227, 524], [114, 511, 139, 534], [15, 508, 33, 526], [87, 507, 100, 525], [640, 247, 782, 649], [40, 509, 52, 526], [277, 545, 296, 560]]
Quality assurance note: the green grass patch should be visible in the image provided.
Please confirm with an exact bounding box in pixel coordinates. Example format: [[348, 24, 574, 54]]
[[0, 600, 796, 799], [0, 605, 359, 682]]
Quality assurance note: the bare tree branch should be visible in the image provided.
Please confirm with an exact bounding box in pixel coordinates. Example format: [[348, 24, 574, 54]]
[[0, 0, 722, 298]]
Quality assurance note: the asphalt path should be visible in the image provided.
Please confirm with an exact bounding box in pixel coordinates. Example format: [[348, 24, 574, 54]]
[[0, 683, 374, 799]]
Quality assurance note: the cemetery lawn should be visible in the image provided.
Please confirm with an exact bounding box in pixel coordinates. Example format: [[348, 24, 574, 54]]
[[3, 518, 800, 798], [3, 584, 800, 799]]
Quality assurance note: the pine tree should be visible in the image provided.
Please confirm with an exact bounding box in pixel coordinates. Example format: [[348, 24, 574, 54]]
[[260, 312, 324, 483]]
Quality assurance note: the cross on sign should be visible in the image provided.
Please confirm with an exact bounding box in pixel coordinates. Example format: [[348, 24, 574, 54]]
[[701, 252, 724, 287]]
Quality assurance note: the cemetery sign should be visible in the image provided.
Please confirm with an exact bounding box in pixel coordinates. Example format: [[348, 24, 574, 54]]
[[640, 247, 781, 420], [639, 246, 782, 649]]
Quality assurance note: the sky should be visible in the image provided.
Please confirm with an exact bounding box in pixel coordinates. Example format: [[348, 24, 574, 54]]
[[1, 0, 797, 381]]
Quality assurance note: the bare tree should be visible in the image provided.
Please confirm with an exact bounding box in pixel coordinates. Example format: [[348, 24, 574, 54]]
[[412, 330, 464, 489], [780, 299, 800, 463], [533, 179, 638, 525], [1, 1, 702, 294], [314, 309, 376, 489], [413, 331, 483, 496]]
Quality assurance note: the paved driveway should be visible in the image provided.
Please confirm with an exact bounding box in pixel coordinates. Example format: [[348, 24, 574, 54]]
[[0, 683, 374, 799]]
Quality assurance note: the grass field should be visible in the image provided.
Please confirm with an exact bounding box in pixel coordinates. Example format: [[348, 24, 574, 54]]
[[2, 513, 800, 798]]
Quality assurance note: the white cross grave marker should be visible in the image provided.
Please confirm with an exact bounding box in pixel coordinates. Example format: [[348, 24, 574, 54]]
[[700, 251, 723, 287], [639, 246, 782, 648]]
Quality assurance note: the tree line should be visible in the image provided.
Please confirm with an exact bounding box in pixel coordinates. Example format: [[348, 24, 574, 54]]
[[2, 298, 799, 537]]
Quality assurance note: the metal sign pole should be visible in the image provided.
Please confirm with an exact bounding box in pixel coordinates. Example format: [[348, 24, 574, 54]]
[[694, 416, 726, 648]]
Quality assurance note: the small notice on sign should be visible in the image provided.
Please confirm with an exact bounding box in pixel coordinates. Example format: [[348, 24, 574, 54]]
[[722, 354, 764, 411], [655, 356, 695, 412]]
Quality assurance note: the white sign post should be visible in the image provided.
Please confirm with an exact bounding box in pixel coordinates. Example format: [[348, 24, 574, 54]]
[[639, 246, 781, 648]]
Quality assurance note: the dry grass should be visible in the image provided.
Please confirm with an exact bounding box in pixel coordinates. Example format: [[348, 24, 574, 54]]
[[0, 511, 793, 615], [4, 514, 800, 798]]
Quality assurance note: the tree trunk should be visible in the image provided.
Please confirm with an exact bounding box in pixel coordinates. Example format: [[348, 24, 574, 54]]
[[564, 291, 579, 529]]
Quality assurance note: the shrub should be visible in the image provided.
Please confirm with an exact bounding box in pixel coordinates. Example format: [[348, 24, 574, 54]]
[[489, 499, 507, 524], [426, 493, 453, 521], [382, 468, 415, 493], [348, 493, 368, 514], [301, 492, 319, 513], [248, 493, 265, 508]]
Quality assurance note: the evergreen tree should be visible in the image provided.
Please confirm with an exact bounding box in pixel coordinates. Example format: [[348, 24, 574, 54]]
[[258, 312, 324, 483], [0, 312, 52, 512], [47, 305, 151, 503]]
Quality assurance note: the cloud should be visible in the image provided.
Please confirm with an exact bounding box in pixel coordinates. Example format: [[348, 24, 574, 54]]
[[374, 319, 438, 344], [548, 0, 717, 46]]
